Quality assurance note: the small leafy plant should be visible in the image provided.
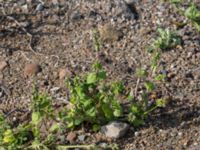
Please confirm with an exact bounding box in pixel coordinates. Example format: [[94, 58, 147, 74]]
[[62, 62, 123, 130], [127, 68, 166, 126], [148, 28, 181, 52], [185, 4, 200, 32]]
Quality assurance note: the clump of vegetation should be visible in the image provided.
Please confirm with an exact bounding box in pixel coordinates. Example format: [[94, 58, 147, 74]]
[[61, 62, 123, 130], [148, 28, 181, 52], [170, 1, 200, 32], [185, 4, 200, 32], [0, 61, 166, 149], [60, 61, 166, 129]]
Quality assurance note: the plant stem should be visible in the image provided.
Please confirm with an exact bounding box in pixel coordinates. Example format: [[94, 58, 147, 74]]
[[144, 105, 158, 115], [57, 144, 95, 150]]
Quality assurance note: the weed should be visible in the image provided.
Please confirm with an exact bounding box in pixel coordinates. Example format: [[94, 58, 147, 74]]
[[62, 62, 123, 130], [185, 4, 200, 32], [170, 1, 200, 32], [148, 28, 181, 52], [92, 29, 102, 52]]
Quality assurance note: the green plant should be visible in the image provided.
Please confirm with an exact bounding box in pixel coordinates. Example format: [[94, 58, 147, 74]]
[[185, 4, 200, 31], [92, 29, 102, 52], [0, 113, 32, 150], [62, 62, 123, 130], [148, 28, 181, 52], [127, 68, 166, 126]]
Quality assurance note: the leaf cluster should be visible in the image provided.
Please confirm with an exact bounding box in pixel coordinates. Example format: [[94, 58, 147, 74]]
[[62, 62, 123, 130], [185, 4, 200, 31], [148, 28, 181, 52]]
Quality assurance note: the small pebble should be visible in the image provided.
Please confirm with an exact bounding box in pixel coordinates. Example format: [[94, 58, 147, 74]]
[[78, 135, 86, 142], [36, 3, 44, 11], [66, 132, 77, 143], [24, 63, 41, 77], [59, 68, 72, 80], [0, 61, 7, 71]]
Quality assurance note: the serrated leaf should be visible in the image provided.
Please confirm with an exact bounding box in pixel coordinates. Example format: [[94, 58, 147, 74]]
[[87, 72, 97, 84]]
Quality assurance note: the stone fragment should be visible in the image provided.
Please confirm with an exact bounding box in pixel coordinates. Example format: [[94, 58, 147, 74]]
[[101, 121, 129, 138], [0, 61, 7, 71], [59, 68, 72, 80], [78, 135, 85, 142], [36, 3, 44, 11], [24, 63, 41, 77], [66, 132, 77, 143]]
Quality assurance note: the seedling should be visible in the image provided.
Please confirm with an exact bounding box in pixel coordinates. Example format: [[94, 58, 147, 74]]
[[92, 29, 102, 52], [185, 4, 200, 32], [148, 28, 181, 52]]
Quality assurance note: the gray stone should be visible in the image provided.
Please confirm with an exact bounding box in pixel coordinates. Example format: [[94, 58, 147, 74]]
[[78, 135, 85, 141], [101, 121, 129, 138], [36, 3, 44, 11]]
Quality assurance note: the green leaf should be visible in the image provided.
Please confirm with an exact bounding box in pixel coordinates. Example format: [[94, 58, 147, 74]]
[[92, 124, 100, 132], [75, 86, 86, 98], [86, 107, 96, 117], [144, 81, 155, 92], [74, 119, 83, 126], [131, 104, 139, 114], [97, 71, 107, 80], [155, 74, 166, 81], [31, 112, 41, 125], [87, 72, 97, 84], [102, 104, 113, 120], [156, 99, 166, 107], [113, 109, 121, 117], [3, 130, 15, 144], [92, 61, 102, 70], [82, 99, 92, 108], [50, 123, 60, 133], [136, 68, 148, 78]]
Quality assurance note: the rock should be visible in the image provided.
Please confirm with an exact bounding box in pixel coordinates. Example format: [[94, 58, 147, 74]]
[[0, 61, 7, 71], [71, 11, 84, 21], [50, 87, 60, 94], [21, 4, 28, 13], [24, 63, 41, 77], [52, 0, 59, 5], [59, 68, 72, 80], [78, 135, 86, 142], [36, 3, 44, 11], [98, 142, 108, 149], [66, 132, 77, 143], [100, 121, 129, 138], [18, 0, 26, 5], [99, 24, 123, 42]]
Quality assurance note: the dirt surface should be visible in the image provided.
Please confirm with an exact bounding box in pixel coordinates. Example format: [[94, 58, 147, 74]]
[[0, 0, 200, 149]]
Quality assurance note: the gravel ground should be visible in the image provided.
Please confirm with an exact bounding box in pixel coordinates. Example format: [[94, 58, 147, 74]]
[[0, 0, 200, 149]]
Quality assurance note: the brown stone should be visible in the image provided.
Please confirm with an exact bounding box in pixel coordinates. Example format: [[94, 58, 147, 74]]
[[59, 68, 72, 80], [66, 132, 77, 143], [0, 61, 7, 71], [24, 63, 41, 77]]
